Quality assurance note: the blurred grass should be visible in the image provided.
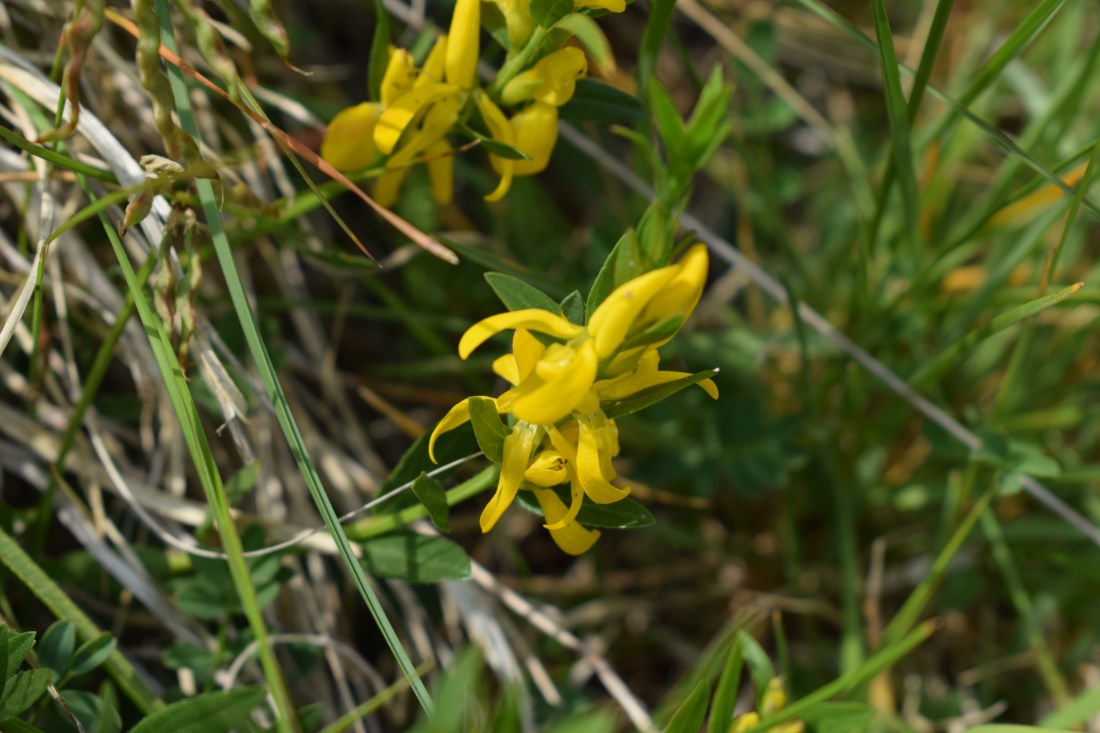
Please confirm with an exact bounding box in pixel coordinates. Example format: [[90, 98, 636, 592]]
[[0, 0, 1098, 731]]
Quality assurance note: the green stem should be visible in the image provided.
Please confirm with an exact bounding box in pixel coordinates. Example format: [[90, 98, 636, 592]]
[[488, 26, 549, 98]]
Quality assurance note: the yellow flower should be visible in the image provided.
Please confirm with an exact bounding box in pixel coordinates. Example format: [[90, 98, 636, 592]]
[[446, 0, 480, 89], [490, 0, 535, 49], [320, 102, 383, 171], [459, 244, 711, 425], [501, 47, 587, 107]]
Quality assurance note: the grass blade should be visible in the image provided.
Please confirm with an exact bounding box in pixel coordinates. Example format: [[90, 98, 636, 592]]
[[153, 0, 434, 714]]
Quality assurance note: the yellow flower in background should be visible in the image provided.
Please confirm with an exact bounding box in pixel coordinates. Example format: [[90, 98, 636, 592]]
[[428, 245, 718, 554]]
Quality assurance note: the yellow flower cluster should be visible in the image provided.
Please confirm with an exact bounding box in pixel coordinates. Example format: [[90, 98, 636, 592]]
[[429, 245, 718, 554], [321, 0, 621, 207], [730, 678, 804, 733]]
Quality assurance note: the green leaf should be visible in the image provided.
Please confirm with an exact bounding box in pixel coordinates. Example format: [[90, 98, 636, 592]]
[[559, 290, 584, 325], [799, 702, 875, 733], [707, 636, 743, 733], [71, 633, 118, 676], [638, 0, 676, 97], [529, 0, 572, 29], [619, 315, 684, 351], [469, 397, 510, 463], [910, 282, 1083, 387], [224, 462, 259, 505], [92, 681, 121, 733], [870, 0, 920, 255], [737, 631, 775, 708], [0, 629, 36, 681], [516, 490, 654, 528], [130, 688, 266, 733], [412, 472, 450, 532], [485, 272, 561, 313], [359, 532, 472, 583], [37, 621, 75, 678], [559, 79, 647, 123], [457, 124, 533, 160], [586, 229, 640, 319], [0, 669, 52, 719], [648, 82, 689, 167], [0, 717, 45, 732], [602, 369, 718, 419], [664, 676, 710, 733], [367, 0, 391, 101], [380, 424, 477, 496]]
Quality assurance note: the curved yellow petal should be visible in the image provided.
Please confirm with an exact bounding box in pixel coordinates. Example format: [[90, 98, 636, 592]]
[[374, 82, 459, 155], [543, 471, 583, 530], [524, 451, 567, 486], [492, 353, 520, 385], [532, 488, 600, 555], [415, 35, 449, 89], [595, 367, 719, 401], [458, 309, 581, 359], [381, 48, 416, 106], [321, 102, 383, 171], [480, 423, 538, 532], [503, 0, 534, 49], [510, 102, 559, 176], [507, 340, 598, 425], [386, 92, 464, 169], [474, 90, 515, 202], [513, 329, 547, 380], [426, 140, 454, 204], [586, 265, 678, 358], [428, 398, 470, 463], [576, 417, 629, 503], [446, 0, 480, 89], [636, 244, 710, 343]]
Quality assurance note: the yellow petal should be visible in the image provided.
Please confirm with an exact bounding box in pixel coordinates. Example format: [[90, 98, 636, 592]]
[[373, 167, 410, 208], [473, 90, 515, 202], [459, 309, 582, 359], [586, 266, 679, 358], [513, 329, 547, 380], [510, 102, 559, 176], [729, 713, 761, 733], [493, 354, 521, 385], [426, 140, 454, 204], [446, 0, 480, 89], [386, 92, 464, 169], [503, 0, 534, 49], [415, 35, 449, 89], [480, 423, 539, 532], [576, 417, 629, 503], [574, 0, 626, 11], [501, 47, 587, 106], [374, 82, 459, 155], [507, 340, 598, 425], [595, 367, 719, 401], [532, 488, 600, 555], [636, 244, 710, 344], [381, 48, 416, 106], [321, 102, 383, 171], [762, 678, 789, 715], [543, 471, 583, 530], [428, 398, 470, 463], [524, 451, 567, 486]]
